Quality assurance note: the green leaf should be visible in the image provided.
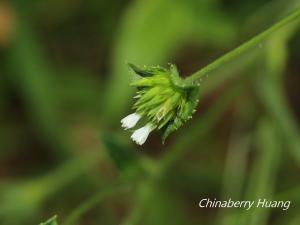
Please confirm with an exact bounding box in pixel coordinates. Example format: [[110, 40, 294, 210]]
[[102, 134, 138, 171]]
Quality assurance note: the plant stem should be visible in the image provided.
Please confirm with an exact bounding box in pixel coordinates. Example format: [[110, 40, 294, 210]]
[[180, 7, 300, 87], [63, 184, 128, 225]]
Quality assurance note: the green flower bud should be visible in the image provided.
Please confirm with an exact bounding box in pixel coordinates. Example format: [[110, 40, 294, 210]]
[[121, 63, 199, 145]]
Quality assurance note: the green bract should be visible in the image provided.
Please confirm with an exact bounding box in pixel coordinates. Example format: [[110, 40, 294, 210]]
[[39, 216, 58, 225], [122, 63, 199, 144]]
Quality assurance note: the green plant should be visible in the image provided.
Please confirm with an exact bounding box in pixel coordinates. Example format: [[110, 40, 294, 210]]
[[121, 7, 300, 145]]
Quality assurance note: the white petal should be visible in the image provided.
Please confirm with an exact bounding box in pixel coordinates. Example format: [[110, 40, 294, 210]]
[[121, 113, 141, 130], [131, 124, 154, 145]]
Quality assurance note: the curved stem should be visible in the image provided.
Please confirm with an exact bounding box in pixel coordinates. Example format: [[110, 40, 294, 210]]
[[63, 184, 129, 225], [179, 7, 300, 87]]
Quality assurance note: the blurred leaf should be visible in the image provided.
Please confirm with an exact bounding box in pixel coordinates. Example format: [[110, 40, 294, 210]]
[[6, 2, 72, 158], [255, 20, 300, 164], [238, 119, 281, 225], [0, 154, 99, 224], [101, 133, 151, 183], [142, 185, 186, 225], [102, 133, 138, 171], [39, 215, 58, 225]]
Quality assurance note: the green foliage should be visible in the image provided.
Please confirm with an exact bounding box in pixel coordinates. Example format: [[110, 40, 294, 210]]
[[1, 0, 300, 225]]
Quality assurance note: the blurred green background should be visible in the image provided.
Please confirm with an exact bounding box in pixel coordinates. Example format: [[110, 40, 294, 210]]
[[0, 0, 300, 224]]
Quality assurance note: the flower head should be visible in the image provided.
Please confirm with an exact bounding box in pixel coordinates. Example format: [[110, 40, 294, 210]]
[[121, 63, 199, 145]]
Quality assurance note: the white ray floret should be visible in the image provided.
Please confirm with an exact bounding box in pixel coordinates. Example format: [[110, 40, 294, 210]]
[[121, 113, 141, 130], [131, 123, 154, 145]]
